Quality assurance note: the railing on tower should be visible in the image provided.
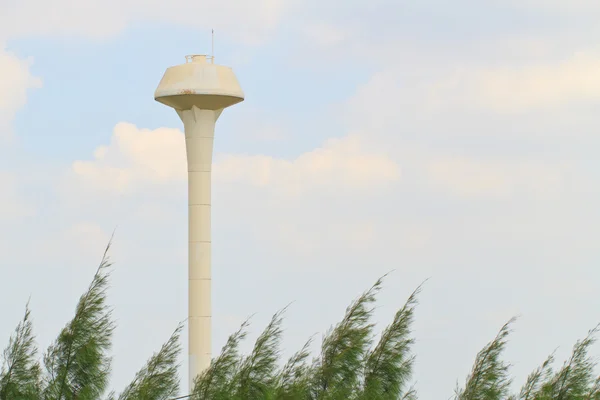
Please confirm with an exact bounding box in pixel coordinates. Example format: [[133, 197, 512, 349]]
[[185, 54, 214, 64]]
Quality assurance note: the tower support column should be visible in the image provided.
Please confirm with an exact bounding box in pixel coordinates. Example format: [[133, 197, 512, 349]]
[[176, 105, 222, 391]]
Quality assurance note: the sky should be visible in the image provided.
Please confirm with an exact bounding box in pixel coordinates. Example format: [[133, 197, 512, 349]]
[[1, 0, 600, 398]]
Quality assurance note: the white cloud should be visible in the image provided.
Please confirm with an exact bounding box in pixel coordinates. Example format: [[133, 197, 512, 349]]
[[214, 135, 400, 195], [226, 105, 289, 142], [71, 122, 186, 193], [72, 123, 400, 196], [264, 219, 378, 256], [0, 171, 34, 219], [430, 52, 600, 113], [271, 0, 600, 115], [2, 0, 594, 50], [38, 222, 111, 260], [427, 158, 571, 198], [299, 22, 351, 48], [0, 0, 287, 44], [0, 45, 42, 137], [505, 0, 600, 12], [340, 50, 600, 119]]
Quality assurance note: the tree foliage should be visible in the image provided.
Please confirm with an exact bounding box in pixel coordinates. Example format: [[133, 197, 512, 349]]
[[454, 318, 515, 400], [192, 275, 420, 400], [113, 323, 183, 400], [0, 240, 184, 400], [0, 302, 41, 400], [42, 243, 115, 400], [3, 243, 600, 400]]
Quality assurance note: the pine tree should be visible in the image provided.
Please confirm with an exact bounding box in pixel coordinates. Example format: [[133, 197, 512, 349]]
[[3, 242, 600, 400]]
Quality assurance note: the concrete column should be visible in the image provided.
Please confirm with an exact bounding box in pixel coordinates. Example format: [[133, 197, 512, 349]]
[[176, 105, 222, 392]]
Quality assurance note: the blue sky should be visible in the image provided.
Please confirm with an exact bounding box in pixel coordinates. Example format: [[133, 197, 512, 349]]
[[1, 1, 600, 398]]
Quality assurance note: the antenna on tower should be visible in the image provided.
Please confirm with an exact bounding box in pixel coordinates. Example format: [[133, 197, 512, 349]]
[[211, 29, 215, 64]]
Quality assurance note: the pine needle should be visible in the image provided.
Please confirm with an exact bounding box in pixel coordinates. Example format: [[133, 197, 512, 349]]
[[192, 318, 250, 400], [8, 244, 600, 400], [361, 282, 423, 400], [273, 337, 314, 400], [311, 276, 384, 400], [42, 239, 116, 400], [234, 307, 287, 399], [517, 352, 555, 400], [117, 323, 183, 400], [455, 317, 516, 400], [540, 324, 600, 399], [0, 301, 42, 400]]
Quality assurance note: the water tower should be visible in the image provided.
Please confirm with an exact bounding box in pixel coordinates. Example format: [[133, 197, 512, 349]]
[[154, 53, 244, 391]]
